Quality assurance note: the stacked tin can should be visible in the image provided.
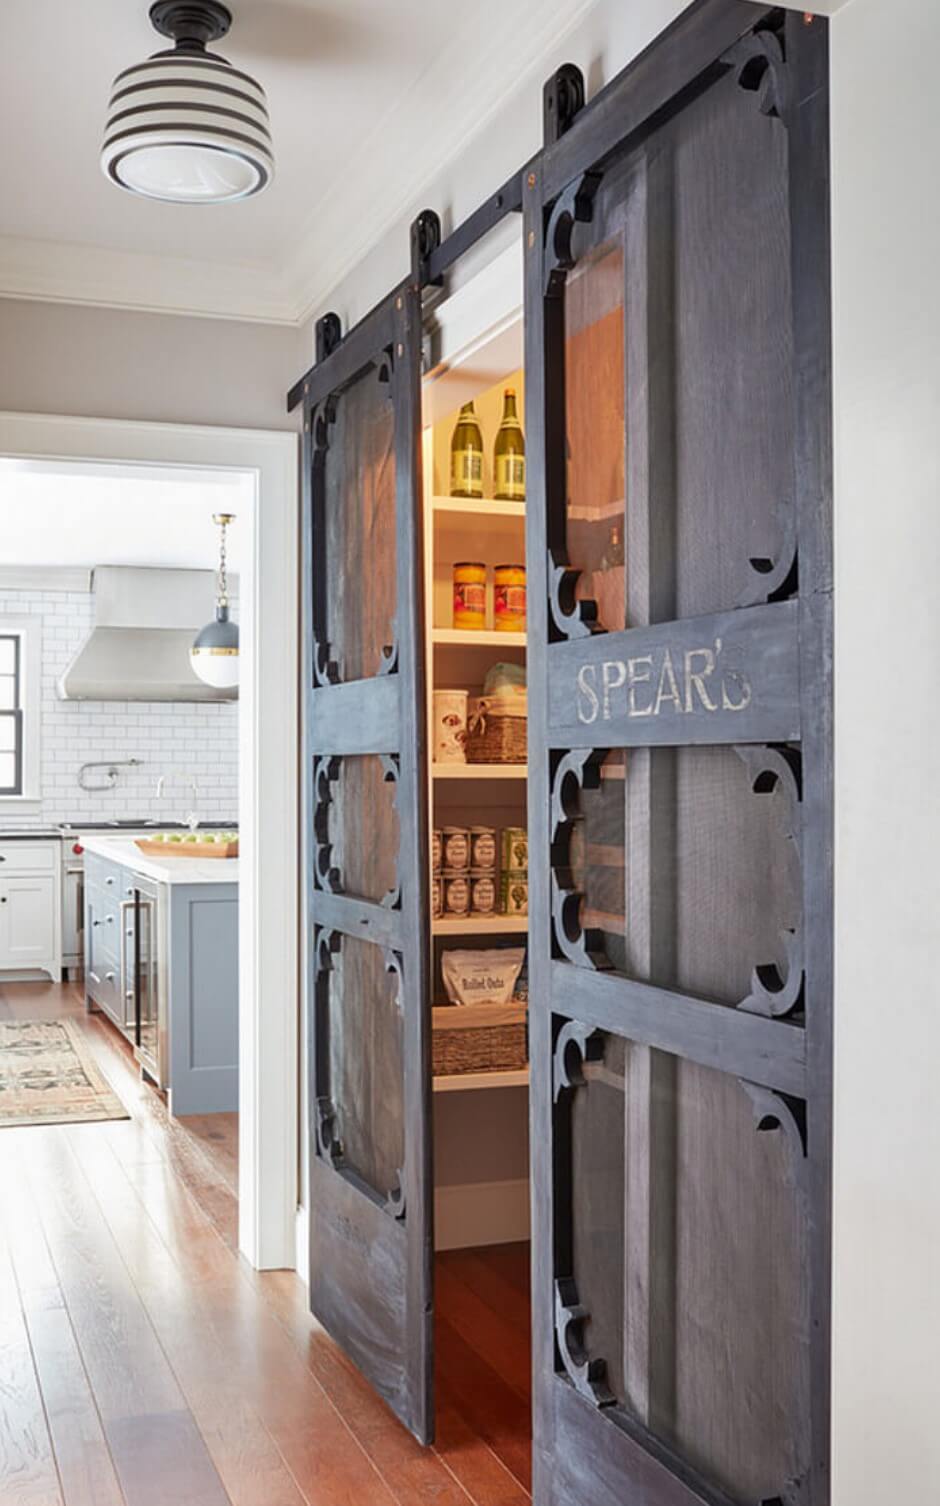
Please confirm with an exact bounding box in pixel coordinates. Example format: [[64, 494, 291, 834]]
[[499, 826, 528, 916], [436, 825, 498, 918]]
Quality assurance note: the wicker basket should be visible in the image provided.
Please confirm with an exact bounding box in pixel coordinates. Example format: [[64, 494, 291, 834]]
[[432, 1002, 528, 1076], [465, 697, 527, 765]]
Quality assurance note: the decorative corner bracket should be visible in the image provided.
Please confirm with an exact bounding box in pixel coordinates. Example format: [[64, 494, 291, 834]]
[[734, 745, 805, 1019], [724, 22, 790, 124], [548, 548, 598, 641], [555, 1276, 617, 1408], [550, 750, 610, 970], [378, 756, 402, 908], [544, 169, 602, 298], [740, 1080, 808, 1202], [552, 1018, 606, 1102], [313, 755, 342, 892]]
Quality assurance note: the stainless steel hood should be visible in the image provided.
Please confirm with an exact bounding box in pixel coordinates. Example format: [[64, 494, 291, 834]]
[[58, 566, 237, 703]]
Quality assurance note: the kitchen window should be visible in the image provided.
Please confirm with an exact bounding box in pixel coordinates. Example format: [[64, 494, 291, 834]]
[[0, 618, 41, 807]]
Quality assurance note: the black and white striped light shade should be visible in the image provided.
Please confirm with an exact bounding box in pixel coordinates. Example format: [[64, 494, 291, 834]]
[[102, 6, 274, 204]]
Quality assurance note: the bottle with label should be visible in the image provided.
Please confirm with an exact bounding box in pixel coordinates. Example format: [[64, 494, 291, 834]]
[[450, 402, 484, 498], [493, 387, 526, 501]]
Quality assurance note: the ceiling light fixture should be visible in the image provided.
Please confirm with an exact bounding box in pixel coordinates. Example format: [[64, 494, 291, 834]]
[[102, 2, 274, 204], [192, 513, 239, 690]]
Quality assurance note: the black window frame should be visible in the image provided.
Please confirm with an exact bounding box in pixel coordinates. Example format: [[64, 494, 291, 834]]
[[0, 633, 24, 797]]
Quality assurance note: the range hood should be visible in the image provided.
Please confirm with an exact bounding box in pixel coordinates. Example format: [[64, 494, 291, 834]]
[[58, 566, 238, 703]]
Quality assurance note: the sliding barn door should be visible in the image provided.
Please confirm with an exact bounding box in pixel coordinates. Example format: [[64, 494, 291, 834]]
[[299, 285, 433, 1442], [524, 5, 831, 1504]]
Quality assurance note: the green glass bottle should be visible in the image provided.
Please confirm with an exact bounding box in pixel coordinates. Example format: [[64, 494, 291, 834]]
[[450, 402, 484, 499], [493, 387, 525, 501]]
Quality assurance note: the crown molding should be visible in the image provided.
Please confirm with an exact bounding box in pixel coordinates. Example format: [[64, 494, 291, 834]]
[[0, 0, 600, 328], [0, 234, 297, 325]]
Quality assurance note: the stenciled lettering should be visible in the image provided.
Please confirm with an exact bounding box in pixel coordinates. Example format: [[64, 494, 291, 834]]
[[577, 662, 599, 724], [571, 637, 753, 721]]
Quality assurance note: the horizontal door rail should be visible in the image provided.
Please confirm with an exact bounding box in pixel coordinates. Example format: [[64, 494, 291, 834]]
[[311, 889, 403, 950], [309, 675, 400, 755], [551, 961, 807, 1097]]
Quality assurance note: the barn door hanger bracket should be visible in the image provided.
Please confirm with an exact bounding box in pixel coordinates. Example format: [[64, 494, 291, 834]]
[[410, 209, 443, 291], [543, 63, 585, 147], [314, 312, 342, 366]]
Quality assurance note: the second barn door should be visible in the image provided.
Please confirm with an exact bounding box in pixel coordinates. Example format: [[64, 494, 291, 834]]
[[298, 284, 433, 1443]]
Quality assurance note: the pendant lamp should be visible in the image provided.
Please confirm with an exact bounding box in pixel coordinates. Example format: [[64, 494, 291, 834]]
[[102, 3, 274, 203], [192, 513, 239, 690]]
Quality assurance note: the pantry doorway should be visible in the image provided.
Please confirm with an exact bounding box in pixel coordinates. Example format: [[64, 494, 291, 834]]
[[0, 411, 299, 1271]]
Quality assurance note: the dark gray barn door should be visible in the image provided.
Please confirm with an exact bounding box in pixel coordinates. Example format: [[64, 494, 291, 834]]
[[524, 5, 831, 1504], [299, 284, 433, 1442]]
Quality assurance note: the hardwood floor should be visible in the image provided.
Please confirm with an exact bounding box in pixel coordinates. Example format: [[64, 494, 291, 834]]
[[0, 981, 532, 1505]]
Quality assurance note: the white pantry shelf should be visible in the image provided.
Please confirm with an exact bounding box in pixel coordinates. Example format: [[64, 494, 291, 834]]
[[432, 763, 527, 780], [433, 1067, 529, 1094], [432, 627, 526, 648], [433, 915, 528, 936], [431, 495, 526, 522]]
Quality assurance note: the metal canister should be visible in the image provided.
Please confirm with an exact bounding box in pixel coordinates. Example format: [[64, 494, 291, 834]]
[[494, 563, 526, 632], [431, 829, 443, 872], [442, 826, 470, 871], [499, 874, 529, 916], [453, 561, 486, 630], [469, 870, 497, 916], [433, 690, 468, 764], [500, 826, 528, 876], [443, 870, 470, 917], [469, 825, 497, 872], [431, 874, 443, 918]]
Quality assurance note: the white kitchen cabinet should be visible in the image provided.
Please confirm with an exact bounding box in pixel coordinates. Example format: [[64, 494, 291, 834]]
[[0, 842, 61, 981]]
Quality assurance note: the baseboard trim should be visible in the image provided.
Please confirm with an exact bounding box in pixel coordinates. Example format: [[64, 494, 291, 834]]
[[435, 1177, 530, 1251]]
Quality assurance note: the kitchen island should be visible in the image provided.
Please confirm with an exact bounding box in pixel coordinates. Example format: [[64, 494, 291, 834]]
[[82, 834, 238, 1116]]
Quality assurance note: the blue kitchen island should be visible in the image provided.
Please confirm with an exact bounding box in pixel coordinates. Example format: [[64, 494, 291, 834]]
[[82, 835, 238, 1116]]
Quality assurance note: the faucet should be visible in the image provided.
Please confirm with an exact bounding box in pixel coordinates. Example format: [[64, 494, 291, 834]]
[[155, 771, 200, 829]]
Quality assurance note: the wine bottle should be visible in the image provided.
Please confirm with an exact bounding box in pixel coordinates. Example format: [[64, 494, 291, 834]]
[[450, 402, 484, 499], [493, 387, 525, 501]]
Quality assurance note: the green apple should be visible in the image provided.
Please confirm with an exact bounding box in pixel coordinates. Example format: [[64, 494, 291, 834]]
[[168, 833, 183, 843]]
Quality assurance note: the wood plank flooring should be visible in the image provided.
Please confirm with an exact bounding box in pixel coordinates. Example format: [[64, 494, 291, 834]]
[[0, 981, 532, 1505]]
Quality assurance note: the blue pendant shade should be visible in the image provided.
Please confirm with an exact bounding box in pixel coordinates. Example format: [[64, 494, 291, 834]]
[[192, 513, 239, 689]]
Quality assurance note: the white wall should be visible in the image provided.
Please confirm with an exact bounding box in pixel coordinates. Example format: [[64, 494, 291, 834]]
[[0, 297, 303, 432], [0, 585, 238, 825], [830, 0, 940, 1499]]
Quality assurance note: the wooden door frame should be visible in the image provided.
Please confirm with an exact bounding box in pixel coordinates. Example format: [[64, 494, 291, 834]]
[[0, 411, 300, 1271]]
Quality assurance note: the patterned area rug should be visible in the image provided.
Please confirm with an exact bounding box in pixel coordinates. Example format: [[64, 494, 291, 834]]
[[0, 1020, 129, 1128]]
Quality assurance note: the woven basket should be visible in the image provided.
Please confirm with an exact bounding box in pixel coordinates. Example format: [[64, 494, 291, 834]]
[[432, 1002, 528, 1076], [466, 697, 527, 765]]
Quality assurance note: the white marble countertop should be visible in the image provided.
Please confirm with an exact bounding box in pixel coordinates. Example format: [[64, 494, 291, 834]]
[[80, 834, 239, 887]]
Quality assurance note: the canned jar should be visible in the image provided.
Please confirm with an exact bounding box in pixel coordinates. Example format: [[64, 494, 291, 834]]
[[441, 827, 470, 871], [433, 690, 468, 764], [443, 870, 471, 917], [431, 829, 443, 872], [500, 826, 528, 876], [494, 563, 526, 633], [431, 874, 443, 918], [469, 826, 497, 872], [469, 871, 497, 915], [499, 875, 529, 917], [453, 561, 486, 631]]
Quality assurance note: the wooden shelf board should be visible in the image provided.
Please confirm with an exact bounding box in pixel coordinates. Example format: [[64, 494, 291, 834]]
[[433, 1067, 529, 1094], [432, 915, 528, 936], [432, 495, 526, 522], [432, 763, 527, 780], [432, 628, 526, 648]]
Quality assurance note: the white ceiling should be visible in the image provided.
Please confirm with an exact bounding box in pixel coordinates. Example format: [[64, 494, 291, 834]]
[[0, 0, 593, 324], [0, 459, 249, 570]]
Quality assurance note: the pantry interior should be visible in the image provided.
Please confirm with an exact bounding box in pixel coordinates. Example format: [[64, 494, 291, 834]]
[[422, 239, 532, 1266]]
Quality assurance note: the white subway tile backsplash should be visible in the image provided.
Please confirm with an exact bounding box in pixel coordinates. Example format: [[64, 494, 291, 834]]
[[0, 588, 238, 825]]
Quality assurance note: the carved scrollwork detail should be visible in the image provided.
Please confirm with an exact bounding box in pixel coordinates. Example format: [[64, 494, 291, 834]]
[[739, 1080, 808, 1202], [378, 755, 402, 908], [315, 1094, 343, 1166], [734, 745, 804, 1019], [313, 929, 343, 1166], [552, 1018, 606, 1103], [555, 1277, 616, 1408], [384, 1168, 407, 1220], [311, 393, 340, 686], [313, 756, 341, 892], [543, 169, 603, 298], [548, 549, 598, 642], [725, 23, 789, 123], [382, 947, 404, 1011], [550, 750, 610, 969]]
